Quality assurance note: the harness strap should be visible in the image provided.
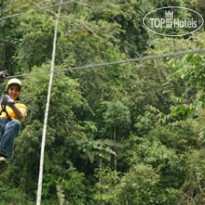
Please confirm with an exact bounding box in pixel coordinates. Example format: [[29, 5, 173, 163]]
[[0, 78, 12, 121], [0, 104, 12, 121]]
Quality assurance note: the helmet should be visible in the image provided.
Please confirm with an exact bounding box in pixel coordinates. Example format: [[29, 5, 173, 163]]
[[6, 78, 22, 91]]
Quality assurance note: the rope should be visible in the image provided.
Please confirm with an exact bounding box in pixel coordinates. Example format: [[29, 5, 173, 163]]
[[36, 1, 62, 205], [0, 0, 76, 21], [6, 48, 205, 79]]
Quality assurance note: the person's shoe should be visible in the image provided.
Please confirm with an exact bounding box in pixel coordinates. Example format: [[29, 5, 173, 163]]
[[0, 156, 7, 171], [0, 156, 6, 163]]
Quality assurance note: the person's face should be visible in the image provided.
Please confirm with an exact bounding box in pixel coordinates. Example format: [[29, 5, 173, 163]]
[[8, 85, 20, 100]]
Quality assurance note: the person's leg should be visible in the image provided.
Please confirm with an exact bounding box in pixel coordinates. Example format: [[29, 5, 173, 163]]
[[0, 118, 8, 140], [0, 118, 10, 163], [0, 120, 21, 158]]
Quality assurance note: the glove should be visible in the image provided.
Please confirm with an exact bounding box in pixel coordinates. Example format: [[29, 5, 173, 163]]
[[1, 94, 15, 107], [0, 70, 8, 78]]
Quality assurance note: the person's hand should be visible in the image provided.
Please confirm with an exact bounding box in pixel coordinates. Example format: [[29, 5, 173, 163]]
[[0, 70, 8, 78], [1, 94, 15, 107]]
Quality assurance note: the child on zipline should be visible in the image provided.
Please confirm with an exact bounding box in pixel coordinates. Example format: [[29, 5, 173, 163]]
[[0, 77, 27, 163]]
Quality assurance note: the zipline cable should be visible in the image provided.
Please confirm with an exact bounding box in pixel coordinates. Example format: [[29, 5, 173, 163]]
[[0, 0, 76, 21], [6, 48, 205, 79], [36, 1, 62, 205]]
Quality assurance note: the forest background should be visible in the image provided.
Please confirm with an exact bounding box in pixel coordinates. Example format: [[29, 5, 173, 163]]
[[0, 0, 205, 204]]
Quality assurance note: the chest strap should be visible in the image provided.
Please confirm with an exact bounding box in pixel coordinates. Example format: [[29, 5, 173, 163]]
[[0, 104, 12, 121]]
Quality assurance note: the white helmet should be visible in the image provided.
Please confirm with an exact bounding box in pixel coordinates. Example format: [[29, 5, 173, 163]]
[[6, 78, 22, 91]]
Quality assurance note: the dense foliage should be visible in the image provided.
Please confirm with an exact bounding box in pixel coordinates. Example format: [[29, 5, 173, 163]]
[[0, 0, 205, 204]]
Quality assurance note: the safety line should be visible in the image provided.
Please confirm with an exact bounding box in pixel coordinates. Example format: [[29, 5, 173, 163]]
[[0, 0, 76, 21], [36, 1, 62, 205], [6, 48, 205, 79]]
